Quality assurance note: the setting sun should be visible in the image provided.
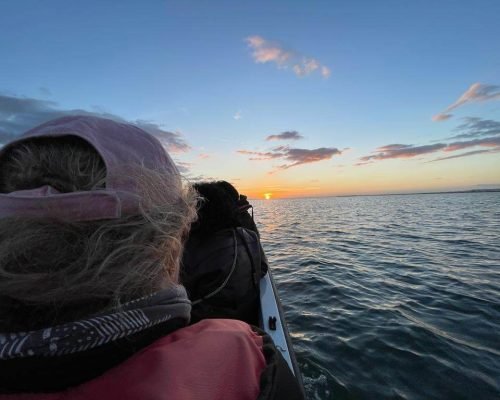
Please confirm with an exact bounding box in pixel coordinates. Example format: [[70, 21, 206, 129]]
[[264, 193, 272, 200]]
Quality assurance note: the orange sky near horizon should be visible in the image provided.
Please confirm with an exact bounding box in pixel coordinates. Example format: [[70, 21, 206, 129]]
[[231, 151, 500, 199]]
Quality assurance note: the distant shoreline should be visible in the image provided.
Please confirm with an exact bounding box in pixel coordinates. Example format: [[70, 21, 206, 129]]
[[250, 188, 500, 200], [334, 188, 500, 198]]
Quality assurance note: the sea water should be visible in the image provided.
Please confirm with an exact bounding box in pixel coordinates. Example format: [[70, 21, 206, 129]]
[[253, 192, 499, 400]]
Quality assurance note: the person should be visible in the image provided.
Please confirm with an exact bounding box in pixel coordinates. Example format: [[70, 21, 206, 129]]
[[181, 180, 268, 325], [0, 116, 303, 399]]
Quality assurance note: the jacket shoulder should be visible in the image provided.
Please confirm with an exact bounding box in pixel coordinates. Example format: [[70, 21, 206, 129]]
[[73, 319, 266, 400]]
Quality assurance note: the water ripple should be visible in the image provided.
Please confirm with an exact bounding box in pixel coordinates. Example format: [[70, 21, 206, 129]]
[[254, 192, 500, 400]]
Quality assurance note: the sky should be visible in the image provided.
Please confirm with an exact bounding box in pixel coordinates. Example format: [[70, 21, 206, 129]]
[[1, 0, 499, 199]]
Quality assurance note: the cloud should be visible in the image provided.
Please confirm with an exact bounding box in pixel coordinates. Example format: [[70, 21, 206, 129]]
[[198, 153, 210, 159], [449, 117, 500, 139], [265, 130, 304, 141], [246, 35, 331, 79], [186, 174, 218, 183], [238, 145, 341, 171], [236, 149, 285, 160], [277, 147, 341, 170], [174, 161, 193, 174], [428, 149, 498, 162], [445, 136, 500, 152], [433, 83, 500, 121], [233, 110, 242, 120], [0, 93, 190, 152], [130, 120, 190, 153], [355, 161, 373, 167], [293, 58, 320, 76], [321, 66, 331, 78], [246, 35, 292, 65], [432, 113, 452, 122], [360, 134, 500, 164], [360, 143, 447, 161]]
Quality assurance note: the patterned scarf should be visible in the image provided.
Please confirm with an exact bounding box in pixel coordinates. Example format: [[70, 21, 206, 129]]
[[0, 284, 191, 360]]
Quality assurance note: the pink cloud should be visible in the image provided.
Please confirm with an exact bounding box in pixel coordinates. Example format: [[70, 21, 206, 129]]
[[321, 66, 331, 78], [433, 83, 500, 122], [246, 35, 331, 79], [293, 58, 320, 76], [432, 113, 453, 122]]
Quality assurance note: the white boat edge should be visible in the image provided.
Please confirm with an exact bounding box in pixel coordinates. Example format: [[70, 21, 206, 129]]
[[259, 272, 295, 374]]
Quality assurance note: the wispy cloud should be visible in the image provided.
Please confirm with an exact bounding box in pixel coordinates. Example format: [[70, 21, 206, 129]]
[[359, 143, 447, 162], [449, 117, 500, 139], [246, 35, 331, 79], [321, 66, 331, 78], [265, 130, 304, 141], [233, 110, 242, 120], [238, 145, 341, 172], [237, 149, 284, 161], [0, 93, 190, 152], [428, 149, 498, 163], [433, 83, 500, 121], [186, 174, 219, 183], [360, 133, 500, 165], [175, 161, 193, 174], [432, 113, 452, 122], [129, 120, 190, 153]]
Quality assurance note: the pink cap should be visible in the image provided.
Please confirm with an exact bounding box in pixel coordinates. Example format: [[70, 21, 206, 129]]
[[0, 115, 180, 221]]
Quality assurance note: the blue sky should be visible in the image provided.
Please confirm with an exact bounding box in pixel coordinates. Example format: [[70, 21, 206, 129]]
[[1, 0, 499, 197]]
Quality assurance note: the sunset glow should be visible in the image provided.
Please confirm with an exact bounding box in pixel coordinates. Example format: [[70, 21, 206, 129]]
[[264, 193, 272, 200]]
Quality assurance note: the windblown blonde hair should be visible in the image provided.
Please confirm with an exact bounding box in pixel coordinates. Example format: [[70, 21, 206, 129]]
[[0, 136, 197, 331]]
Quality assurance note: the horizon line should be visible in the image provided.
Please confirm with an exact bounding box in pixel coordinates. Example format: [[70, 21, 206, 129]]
[[248, 188, 500, 200]]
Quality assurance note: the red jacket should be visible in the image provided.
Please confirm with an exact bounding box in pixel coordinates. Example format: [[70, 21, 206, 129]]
[[1, 319, 268, 400]]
